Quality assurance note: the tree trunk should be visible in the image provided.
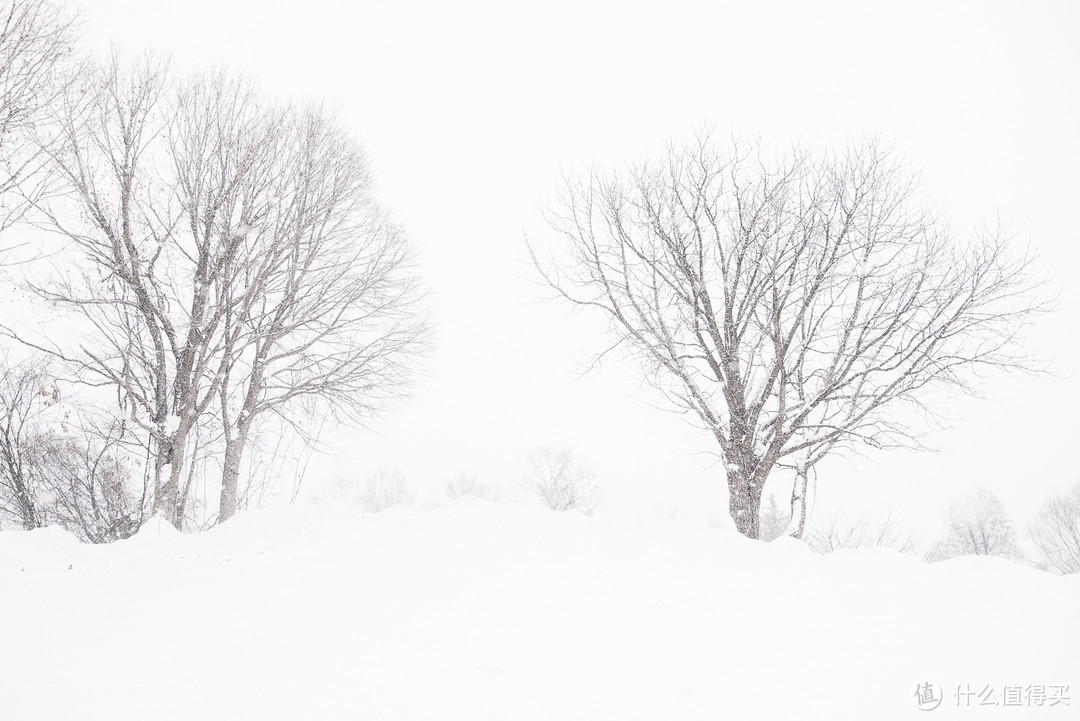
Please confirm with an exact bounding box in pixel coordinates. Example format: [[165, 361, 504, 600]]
[[218, 418, 253, 523], [3, 453, 37, 529], [728, 467, 765, 539], [153, 419, 191, 529], [787, 469, 810, 539], [151, 435, 174, 524]]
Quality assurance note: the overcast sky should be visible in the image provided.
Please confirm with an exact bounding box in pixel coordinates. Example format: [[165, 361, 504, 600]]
[[75, 0, 1080, 536]]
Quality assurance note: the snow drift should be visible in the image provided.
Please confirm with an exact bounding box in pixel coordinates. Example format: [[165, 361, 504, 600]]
[[1, 499, 1076, 720]]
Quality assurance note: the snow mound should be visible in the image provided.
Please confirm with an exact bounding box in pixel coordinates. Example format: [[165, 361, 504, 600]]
[[134, 513, 185, 539], [0, 502, 1076, 720], [0, 524, 82, 573]]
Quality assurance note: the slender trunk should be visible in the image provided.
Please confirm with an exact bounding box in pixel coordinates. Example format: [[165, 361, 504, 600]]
[[219, 343, 268, 524], [218, 417, 253, 523], [787, 469, 809, 539], [175, 430, 202, 524], [15, 478, 38, 529], [13, 474, 38, 529]]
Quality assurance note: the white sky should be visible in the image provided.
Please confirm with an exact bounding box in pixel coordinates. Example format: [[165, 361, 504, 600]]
[[74, 0, 1080, 539]]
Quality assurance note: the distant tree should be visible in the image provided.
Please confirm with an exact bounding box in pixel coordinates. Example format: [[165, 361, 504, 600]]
[[523, 447, 601, 515], [532, 135, 1046, 538], [1028, 482, 1080, 574], [806, 511, 916, 555], [929, 488, 1019, 561], [758, 494, 789, 542], [24, 54, 234, 528]]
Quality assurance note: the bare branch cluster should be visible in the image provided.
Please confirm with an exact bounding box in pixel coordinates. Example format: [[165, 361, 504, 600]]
[[805, 511, 917, 555], [0, 0, 78, 242], [0, 356, 147, 540]]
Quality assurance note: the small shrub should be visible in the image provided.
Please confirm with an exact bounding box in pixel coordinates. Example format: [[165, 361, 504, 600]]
[[522, 447, 601, 515], [806, 511, 916, 555], [445, 473, 501, 502]]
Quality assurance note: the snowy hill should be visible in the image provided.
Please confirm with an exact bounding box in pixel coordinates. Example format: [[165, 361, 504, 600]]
[[1, 499, 1076, 720]]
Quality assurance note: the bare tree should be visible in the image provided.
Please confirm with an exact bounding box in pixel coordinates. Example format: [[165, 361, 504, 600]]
[[523, 447, 601, 515], [24, 55, 251, 526], [214, 104, 427, 522], [1029, 481, 1080, 574], [0, 0, 77, 244], [928, 488, 1019, 561], [532, 135, 1046, 538]]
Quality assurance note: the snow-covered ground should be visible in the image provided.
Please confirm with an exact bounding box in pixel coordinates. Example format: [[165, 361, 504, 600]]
[[1, 499, 1076, 720]]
